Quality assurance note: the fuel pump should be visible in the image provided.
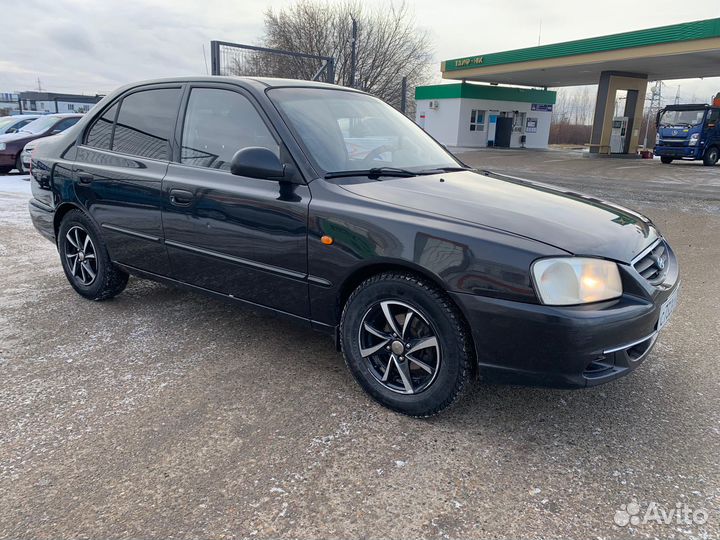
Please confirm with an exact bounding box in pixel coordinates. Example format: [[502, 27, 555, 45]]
[[610, 117, 629, 154]]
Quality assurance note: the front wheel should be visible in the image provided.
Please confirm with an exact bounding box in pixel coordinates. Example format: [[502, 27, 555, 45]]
[[703, 147, 719, 166], [58, 210, 129, 300], [660, 156, 673, 164], [340, 272, 473, 417]]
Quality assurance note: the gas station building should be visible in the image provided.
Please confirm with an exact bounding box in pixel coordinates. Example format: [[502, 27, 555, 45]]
[[416, 17, 720, 154]]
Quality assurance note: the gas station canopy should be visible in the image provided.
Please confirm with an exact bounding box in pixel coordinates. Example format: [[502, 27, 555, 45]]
[[442, 18, 720, 87]]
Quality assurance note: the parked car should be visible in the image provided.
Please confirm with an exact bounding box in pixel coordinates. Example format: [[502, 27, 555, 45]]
[[20, 134, 62, 172], [0, 113, 82, 174], [0, 114, 41, 135], [28, 78, 680, 417]]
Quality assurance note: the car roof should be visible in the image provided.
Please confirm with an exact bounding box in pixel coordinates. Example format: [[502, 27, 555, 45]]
[[7, 114, 41, 119], [117, 76, 361, 93], [40, 113, 84, 119]]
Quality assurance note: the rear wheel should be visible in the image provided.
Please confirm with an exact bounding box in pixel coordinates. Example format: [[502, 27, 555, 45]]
[[660, 156, 673, 164], [58, 210, 128, 300], [340, 272, 472, 417], [14, 155, 24, 174], [703, 146, 719, 166]]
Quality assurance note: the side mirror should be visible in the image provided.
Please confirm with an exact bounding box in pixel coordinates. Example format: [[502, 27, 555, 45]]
[[230, 147, 285, 180]]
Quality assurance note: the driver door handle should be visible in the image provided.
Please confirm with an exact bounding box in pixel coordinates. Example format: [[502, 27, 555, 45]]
[[169, 188, 194, 206]]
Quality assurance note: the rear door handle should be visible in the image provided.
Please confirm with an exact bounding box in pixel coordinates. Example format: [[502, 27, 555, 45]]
[[77, 171, 94, 184], [169, 188, 194, 206]]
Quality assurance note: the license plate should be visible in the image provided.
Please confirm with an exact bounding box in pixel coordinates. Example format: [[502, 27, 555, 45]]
[[658, 286, 680, 331]]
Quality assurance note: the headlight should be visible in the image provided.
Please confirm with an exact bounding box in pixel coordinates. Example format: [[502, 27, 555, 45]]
[[689, 133, 700, 146], [531, 257, 622, 305], [0, 143, 6, 151]]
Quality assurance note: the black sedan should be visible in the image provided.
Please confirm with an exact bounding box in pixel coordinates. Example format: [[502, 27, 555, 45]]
[[27, 77, 680, 416]]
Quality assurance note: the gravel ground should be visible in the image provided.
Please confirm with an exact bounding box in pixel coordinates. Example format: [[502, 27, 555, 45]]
[[0, 153, 719, 539]]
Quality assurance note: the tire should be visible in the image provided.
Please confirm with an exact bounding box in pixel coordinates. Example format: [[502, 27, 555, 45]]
[[340, 272, 472, 417], [660, 156, 673, 164], [0, 166, 11, 174], [57, 209, 129, 301], [14, 155, 24, 174], [703, 146, 719, 167]]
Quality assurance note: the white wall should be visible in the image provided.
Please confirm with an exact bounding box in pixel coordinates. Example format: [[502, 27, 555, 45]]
[[416, 98, 462, 146], [417, 97, 553, 149]]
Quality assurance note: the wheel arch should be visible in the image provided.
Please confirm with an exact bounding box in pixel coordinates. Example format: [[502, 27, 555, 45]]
[[335, 261, 477, 368], [53, 202, 87, 243]]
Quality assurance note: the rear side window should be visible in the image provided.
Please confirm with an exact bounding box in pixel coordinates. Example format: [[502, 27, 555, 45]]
[[85, 103, 118, 149], [53, 117, 80, 133], [180, 88, 279, 171], [112, 88, 181, 160]]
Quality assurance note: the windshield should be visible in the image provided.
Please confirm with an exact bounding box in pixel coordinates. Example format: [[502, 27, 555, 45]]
[[268, 88, 461, 174], [0, 117, 18, 129], [659, 109, 706, 127], [20, 116, 58, 134]]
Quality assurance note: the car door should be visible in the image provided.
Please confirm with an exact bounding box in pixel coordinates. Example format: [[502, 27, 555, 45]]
[[161, 84, 311, 318], [73, 85, 183, 275]]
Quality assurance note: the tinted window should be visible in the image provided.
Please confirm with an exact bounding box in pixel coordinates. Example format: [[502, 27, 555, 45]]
[[113, 88, 181, 160], [180, 88, 279, 170], [53, 117, 80, 133], [85, 103, 118, 149]]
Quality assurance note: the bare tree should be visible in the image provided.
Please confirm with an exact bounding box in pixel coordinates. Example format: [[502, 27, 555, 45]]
[[550, 87, 596, 145], [255, 0, 433, 111]]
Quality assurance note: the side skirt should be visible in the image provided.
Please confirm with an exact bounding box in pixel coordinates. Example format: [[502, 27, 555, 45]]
[[115, 262, 337, 337]]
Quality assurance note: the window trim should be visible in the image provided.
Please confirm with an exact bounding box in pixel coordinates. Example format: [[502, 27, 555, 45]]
[[172, 82, 285, 178], [78, 83, 184, 163]]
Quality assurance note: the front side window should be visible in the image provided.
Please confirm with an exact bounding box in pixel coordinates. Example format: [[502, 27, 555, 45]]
[[112, 88, 181, 160], [85, 103, 118, 150], [180, 88, 279, 171], [268, 87, 460, 174]]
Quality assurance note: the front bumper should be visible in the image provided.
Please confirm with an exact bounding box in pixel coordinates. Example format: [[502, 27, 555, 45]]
[[655, 145, 701, 159], [451, 244, 680, 388]]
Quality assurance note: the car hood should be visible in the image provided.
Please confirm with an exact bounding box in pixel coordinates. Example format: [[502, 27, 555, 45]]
[[0, 131, 34, 143], [337, 169, 659, 263]]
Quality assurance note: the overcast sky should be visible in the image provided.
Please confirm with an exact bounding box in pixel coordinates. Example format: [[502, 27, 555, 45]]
[[2, 0, 719, 102]]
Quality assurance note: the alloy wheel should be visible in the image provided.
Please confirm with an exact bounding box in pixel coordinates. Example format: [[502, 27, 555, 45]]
[[358, 300, 441, 394], [64, 226, 98, 286]]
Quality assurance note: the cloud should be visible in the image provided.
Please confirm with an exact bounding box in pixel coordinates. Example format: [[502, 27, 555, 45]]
[[1, 0, 718, 103]]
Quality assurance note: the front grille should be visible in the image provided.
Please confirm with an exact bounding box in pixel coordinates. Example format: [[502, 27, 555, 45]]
[[659, 139, 688, 147], [660, 139, 687, 146], [633, 241, 669, 286]]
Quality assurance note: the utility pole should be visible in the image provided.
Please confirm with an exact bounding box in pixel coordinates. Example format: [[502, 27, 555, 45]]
[[538, 19, 542, 46], [400, 76, 407, 115], [349, 16, 357, 88], [37, 77, 42, 92]]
